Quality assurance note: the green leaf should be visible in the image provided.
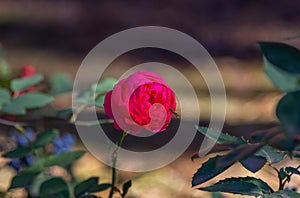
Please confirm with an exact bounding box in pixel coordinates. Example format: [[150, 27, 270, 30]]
[[285, 167, 300, 175], [33, 129, 59, 148], [122, 180, 132, 197], [44, 151, 85, 167], [198, 177, 273, 196], [276, 91, 300, 136], [263, 57, 300, 92], [192, 144, 263, 186], [93, 78, 117, 93], [264, 190, 300, 198], [95, 95, 105, 108], [39, 177, 69, 198], [9, 168, 41, 189], [50, 74, 73, 95], [196, 126, 246, 144], [13, 93, 54, 109], [74, 89, 92, 105], [2, 102, 26, 115], [11, 74, 43, 92], [259, 42, 300, 92], [3, 147, 32, 158], [2, 93, 54, 115], [256, 145, 286, 164], [74, 177, 99, 197], [259, 42, 300, 74], [93, 78, 117, 108], [0, 88, 10, 106]]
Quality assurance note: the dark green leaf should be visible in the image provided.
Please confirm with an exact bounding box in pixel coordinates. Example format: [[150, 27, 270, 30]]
[[74, 177, 99, 197], [256, 145, 286, 164], [276, 91, 300, 136], [3, 147, 32, 158], [50, 74, 73, 95], [192, 144, 263, 186], [259, 42, 300, 92], [259, 42, 300, 74], [279, 168, 287, 179], [11, 74, 43, 92], [240, 156, 266, 173], [80, 195, 98, 198], [9, 168, 41, 189], [192, 155, 229, 187], [44, 151, 85, 167], [122, 180, 132, 197], [89, 183, 111, 193], [211, 192, 225, 198], [33, 129, 59, 148], [0, 88, 10, 106], [196, 126, 246, 144], [56, 108, 74, 116], [218, 144, 264, 167], [265, 58, 300, 92], [39, 177, 69, 198], [285, 167, 300, 175], [249, 128, 282, 143], [198, 177, 273, 196], [264, 190, 300, 198]]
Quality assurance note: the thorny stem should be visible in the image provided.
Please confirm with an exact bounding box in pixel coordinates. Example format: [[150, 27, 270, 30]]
[[281, 165, 300, 189], [270, 165, 283, 190], [108, 130, 127, 198], [270, 164, 300, 190]]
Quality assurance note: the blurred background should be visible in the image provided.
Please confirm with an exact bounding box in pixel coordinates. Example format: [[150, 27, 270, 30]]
[[0, 1, 300, 197]]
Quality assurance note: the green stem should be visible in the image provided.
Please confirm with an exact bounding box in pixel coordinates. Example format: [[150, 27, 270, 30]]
[[270, 165, 283, 190], [281, 165, 300, 188], [108, 130, 127, 198], [70, 91, 106, 123], [69, 103, 88, 123]]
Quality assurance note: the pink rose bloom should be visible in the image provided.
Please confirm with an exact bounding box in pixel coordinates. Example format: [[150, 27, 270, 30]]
[[104, 71, 176, 134]]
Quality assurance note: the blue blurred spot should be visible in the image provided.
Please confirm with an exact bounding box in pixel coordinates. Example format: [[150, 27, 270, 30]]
[[8, 158, 21, 172]]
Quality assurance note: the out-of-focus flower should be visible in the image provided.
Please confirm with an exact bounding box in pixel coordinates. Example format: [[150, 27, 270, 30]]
[[7, 128, 36, 172], [15, 64, 37, 96], [104, 71, 176, 134], [285, 187, 297, 191], [8, 128, 35, 147], [52, 133, 75, 155]]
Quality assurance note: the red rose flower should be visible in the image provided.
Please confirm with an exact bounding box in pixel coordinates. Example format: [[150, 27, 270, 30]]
[[104, 71, 176, 134], [15, 64, 36, 96]]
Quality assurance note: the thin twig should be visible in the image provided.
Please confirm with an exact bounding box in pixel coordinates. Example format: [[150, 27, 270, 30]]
[[0, 118, 29, 127]]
